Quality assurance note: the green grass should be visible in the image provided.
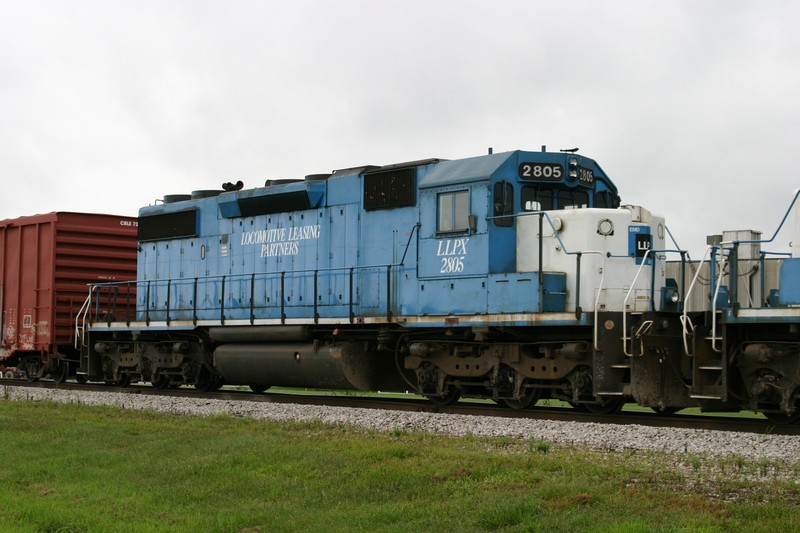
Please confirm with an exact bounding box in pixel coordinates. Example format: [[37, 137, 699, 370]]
[[0, 399, 797, 532]]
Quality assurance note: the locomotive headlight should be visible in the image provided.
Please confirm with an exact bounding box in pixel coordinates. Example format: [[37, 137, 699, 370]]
[[661, 287, 680, 308], [662, 278, 681, 309], [569, 156, 578, 168], [669, 290, 680, 303]]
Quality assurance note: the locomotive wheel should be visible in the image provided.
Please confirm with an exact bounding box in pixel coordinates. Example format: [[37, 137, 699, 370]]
[[651, 406, 681, 416], [152, 373, 170, 390], [425, 388, 461, 406], [104, 374, 130, 387], [249, 385, 270, 394], [763, 388, 800, 425], [763, 399, 800, 426], [584, 397, 625, 415], [502, 387, 541, 410], [764, 411, 800, 425], [194, 379, 218, 392], [194, 370, 223, 392]]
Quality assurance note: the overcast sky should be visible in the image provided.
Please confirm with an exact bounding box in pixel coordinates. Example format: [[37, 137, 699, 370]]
[[1, 0, 798, 257]]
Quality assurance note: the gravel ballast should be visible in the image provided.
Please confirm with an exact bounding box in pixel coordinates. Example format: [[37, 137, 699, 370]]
[[4, 385, 799, 467]]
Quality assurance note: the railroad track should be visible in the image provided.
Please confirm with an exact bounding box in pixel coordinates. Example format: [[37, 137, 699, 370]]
[[2, 378, 796, 436]]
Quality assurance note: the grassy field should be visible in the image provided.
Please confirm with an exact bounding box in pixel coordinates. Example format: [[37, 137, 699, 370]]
[[0, 399, 798, 532]]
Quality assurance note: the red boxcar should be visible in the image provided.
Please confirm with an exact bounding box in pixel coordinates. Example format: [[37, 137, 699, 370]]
[[0, 212, 138, 381]]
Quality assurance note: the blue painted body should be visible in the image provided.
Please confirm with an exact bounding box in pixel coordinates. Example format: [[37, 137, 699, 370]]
[[779, 258, 800, 306], [135, 150, 617, 325]]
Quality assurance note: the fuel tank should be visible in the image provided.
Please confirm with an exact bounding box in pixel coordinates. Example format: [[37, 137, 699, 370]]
[[213, 341, 407, 392]]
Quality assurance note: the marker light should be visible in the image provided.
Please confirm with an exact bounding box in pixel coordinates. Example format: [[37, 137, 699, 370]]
[[568, 157, 578, 181]]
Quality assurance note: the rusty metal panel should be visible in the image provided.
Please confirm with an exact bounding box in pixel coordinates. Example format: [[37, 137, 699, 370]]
[[0, 212, 138, 360]]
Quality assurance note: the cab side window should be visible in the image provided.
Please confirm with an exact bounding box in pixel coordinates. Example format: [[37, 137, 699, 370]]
[[438, 190, 469, 233], [493, 181, 514, 227]]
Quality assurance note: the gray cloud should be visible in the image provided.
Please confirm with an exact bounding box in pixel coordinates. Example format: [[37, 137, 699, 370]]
[[1, 0, 798, 256]]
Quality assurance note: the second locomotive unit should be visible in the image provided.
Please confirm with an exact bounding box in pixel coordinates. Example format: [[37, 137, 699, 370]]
[[77, 147, 800, 423]]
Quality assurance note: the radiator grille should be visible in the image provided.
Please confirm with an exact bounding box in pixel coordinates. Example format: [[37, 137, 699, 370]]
[[363, 168, 416, 210]]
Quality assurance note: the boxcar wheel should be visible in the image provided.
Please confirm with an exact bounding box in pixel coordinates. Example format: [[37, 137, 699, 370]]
[[22, 359, 40, 382], [52, 361, 69, 384]]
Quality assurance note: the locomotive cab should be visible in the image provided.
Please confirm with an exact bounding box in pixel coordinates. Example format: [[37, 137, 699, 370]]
[[403, 150, 670, 410], [409, 149, 633, 319]]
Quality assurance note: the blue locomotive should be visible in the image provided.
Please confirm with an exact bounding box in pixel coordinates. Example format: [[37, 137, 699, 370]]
[[78, 148, 800, 423]]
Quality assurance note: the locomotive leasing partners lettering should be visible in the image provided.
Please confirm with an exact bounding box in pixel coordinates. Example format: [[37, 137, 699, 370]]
[[240, 224, 321, 258]]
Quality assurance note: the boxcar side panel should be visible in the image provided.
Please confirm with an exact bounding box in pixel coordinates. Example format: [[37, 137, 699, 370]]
[[0, 212, 137, 361], [53, 213, 138, 343]]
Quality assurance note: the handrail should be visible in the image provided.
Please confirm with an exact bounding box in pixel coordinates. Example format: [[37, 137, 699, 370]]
[[492, 210, 609, 321], [713, 190, 799, 311], [622, 249, 652, 357], [399, 223, 421, 266], [84, 261, 402, 327], [73, 288, 94, 349], [487, 210, 581, 257], [710, 248, 728, 353], [726, 189, 800, 248], [679, 314, 695, 357], [592, 253, 607, 351], [680, 247, 712, 356]]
